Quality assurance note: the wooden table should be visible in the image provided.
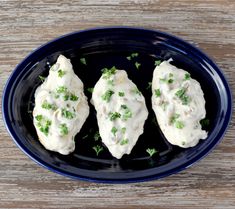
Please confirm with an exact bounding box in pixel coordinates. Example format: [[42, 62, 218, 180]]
[[0, 0, 234, 208]]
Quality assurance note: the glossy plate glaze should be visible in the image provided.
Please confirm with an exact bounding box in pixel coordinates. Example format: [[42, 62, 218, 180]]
[[2, 27, 232, 183]]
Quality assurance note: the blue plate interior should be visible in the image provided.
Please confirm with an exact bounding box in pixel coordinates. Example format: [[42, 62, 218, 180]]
[[2, 27, 232, 183]]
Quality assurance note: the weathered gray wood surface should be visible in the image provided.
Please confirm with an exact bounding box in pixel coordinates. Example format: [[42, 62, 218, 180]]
[[0, 0, 234, 208]]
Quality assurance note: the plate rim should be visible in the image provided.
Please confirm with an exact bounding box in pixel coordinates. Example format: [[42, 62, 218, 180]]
[[2, 26, 233, 183]]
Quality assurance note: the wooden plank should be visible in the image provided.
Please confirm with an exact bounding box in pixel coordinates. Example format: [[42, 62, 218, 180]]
[[0, 0, 234, 208]]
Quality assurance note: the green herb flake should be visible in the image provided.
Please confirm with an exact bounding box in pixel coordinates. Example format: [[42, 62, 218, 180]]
[[168, 78, 174, 84], [70, 94, 78, 101], [154, 89, 161, 97], [175, 121, 185, 129], [135, 62, 141, 70], [59, 123, 69, 136], [184, 73, 191, 80], [175, 88, 191, 105], [111, 127, 118, 136], [63, 94, 69, 101], [82, 135, 88, 139], [121, 127, 126, 134], [41, 101, 52, 110], [101, 89, 114, 102], [118, 92, 125, 97], [35, 115, 43, 121], [101, 66, 117, 79], [200, 118, 210, 127], [58, 69, 66, 78], [121, 104, 127, 109], [94, 131, 100, 141], [92, 145, 104, 156], [146, 148, 157, 157], [154, 60, 161, 66], [87, 87, 94, 94], [39, 75, 45, 82], [120, 138, 128, 145], [61, 108, 75, 119], [169, 73, 174, 77], [126, 56, 131, 60], [80, 58, 87, 65], [108, 112, 121, 121], [122, 108, 132, 121], [182, 141, 186, 145], [36, 115, 51, 136], [131, 52, 139, 57], [170, 113, 180, 124], [56, 86, 68, 94]]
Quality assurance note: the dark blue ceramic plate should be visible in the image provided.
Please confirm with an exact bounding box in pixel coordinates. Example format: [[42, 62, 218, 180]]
[[2, 27, 232, 183]]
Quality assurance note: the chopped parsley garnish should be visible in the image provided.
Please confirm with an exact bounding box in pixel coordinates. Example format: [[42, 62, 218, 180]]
[[170, 113, 180, 124], [56, 86, 68, 94], [182, 141, 186, 145], [94, 131, 100, 141], [200, 118, 210, 127], [59, 123, 68, 136], [126, 52, 139, 60], [160, 73, 174, 84], [61, 108, 75, 119], [35, 115, 43, 121], [92, 145, 104, 156], [58, 69, 66, 78], [35, 115, 51, 136], [39, 75, 45, 82], [168, 78, 174, 84], [80, 58, 87, 65], [170, 113, 184, 129], [175, 88, 191, 105], [41, 101, 57, 110], [118, 92, 125, 97], [63, 94, 69, 101], [146, 82, 152, 90], [146, 148, 157, 157], [154, 60, 161, 66], [87, 87, 94, 93], [101, 66, 117, 79], [184, 73, 191, 80], [120, 138, 128, 145], [175, 121, 185, 129], [82, 135, 88, 139], [108, 112, 121, 121], [154, 89, 161, 97], [101, 89, 114, 102], [121, 127, 126, 134], [70, 94, 79, 101], [122, 108, 132, 121], [121, 104, 127, 109], [111, 127, 118, 136], [135, 62, 141, 70]]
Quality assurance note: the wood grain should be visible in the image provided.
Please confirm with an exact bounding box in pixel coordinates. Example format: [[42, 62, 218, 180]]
[[0, 0, 234, 208]]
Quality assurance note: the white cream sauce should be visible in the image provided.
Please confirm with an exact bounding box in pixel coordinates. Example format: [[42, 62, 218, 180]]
[[91, 68, 148, 159], [152, 60, 207, 148], [33, 55, 89, 155]]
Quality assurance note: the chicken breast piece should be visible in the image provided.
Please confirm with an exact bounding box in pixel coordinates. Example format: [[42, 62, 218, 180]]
[[151, 59, 207, 148], [33, 55, 89, 155], [91, 67, 148, 159]]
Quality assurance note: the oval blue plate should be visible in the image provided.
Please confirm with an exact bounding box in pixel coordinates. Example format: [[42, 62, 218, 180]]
[[2, 27, 232, 183]]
